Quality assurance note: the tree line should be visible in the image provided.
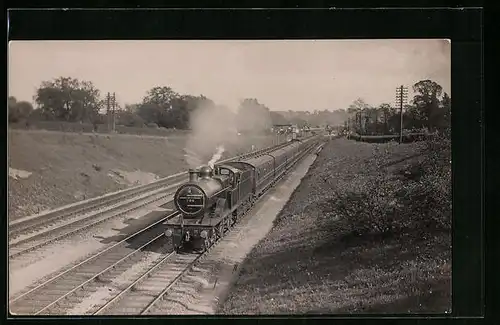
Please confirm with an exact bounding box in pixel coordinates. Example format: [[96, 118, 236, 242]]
[[343, 80, 451, 135], [8, 76, 449, 135], [8, 76, 283, 132]]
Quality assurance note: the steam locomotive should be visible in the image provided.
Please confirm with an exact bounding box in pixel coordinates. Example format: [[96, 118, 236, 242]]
[[163, 136, 319, 253]]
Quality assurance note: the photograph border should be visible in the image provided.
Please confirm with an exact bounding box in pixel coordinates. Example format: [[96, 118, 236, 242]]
[[4, 7, 484, 323]]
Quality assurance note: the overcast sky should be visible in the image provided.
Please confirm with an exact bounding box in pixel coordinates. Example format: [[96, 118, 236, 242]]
[[8, 39, 450, 112]]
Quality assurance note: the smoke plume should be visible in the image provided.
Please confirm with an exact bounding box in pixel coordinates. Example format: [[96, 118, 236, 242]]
[[185, 102, 237, 169], [208, 145, 225, 169], [184, 99, 276, 169]]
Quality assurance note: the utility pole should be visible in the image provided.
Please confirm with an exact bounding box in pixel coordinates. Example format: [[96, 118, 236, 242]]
[[395, 85, 408, 144], [112, 92, 116, 133], [106, 92, 111, 131], [106, 92, 116, 133]]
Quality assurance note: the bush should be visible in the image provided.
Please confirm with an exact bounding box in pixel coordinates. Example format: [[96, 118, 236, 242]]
[[322, 135, 451, 239], [147, 122, 159, 128], [348, 133, 437, 144]]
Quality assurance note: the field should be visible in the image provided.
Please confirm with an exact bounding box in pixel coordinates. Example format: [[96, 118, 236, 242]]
[[8, 129, 276, 220], [219, 137, 452, 314]]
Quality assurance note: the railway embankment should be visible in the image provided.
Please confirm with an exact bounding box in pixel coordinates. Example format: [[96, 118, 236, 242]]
[[219, 137, 451, 314], [8, 129, 274, 220]]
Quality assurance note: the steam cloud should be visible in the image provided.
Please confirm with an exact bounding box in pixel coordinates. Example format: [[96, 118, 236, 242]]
[[184, 100, 275, 169], [208, 145, 225, 169], [184, 103, 237, 169]]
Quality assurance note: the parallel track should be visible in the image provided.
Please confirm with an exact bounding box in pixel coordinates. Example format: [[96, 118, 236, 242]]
[[9, 211, 180, 315], [9, 187, 178, 259], [8, 140, 299, 258]]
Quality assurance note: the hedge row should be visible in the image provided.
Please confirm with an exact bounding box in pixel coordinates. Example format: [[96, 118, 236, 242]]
[[347, 133, 436, 143], [9, 120, 190, 137]]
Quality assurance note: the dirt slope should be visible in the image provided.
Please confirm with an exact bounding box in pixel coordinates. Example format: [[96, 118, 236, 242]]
[[219, 138, 451, 314], [8, 130, 274, 220]]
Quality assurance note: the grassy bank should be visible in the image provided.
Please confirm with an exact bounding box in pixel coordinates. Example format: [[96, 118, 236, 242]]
[[8, 129, 276, 220], [219, 137, 451, 314]]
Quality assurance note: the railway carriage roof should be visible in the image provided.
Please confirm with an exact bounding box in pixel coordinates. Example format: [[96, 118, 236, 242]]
[[240, 154, 274, 168]]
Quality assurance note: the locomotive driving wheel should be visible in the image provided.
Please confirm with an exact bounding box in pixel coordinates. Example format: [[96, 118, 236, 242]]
[[203, 235, 213, 252], [217, 223, 224, 239]]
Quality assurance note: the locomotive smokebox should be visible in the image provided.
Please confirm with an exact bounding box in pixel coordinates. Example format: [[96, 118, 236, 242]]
[[188, 169, 199, 182]]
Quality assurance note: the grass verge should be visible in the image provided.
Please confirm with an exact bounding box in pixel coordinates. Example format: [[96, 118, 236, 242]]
[[218, 136, 451, 314]]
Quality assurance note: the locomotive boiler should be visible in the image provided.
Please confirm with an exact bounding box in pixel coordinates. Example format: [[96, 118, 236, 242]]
[[174, 166, 230, 218]]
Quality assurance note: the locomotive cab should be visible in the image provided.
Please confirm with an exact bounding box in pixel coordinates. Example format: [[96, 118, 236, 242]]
[[214, 165, 238, 187]]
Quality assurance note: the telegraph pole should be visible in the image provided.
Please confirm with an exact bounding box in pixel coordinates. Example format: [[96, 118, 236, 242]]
[[106, 92, 116, 133], [106, 92, 111, 131], [395, 85, 408, 144], [111, 92, 116, 133]]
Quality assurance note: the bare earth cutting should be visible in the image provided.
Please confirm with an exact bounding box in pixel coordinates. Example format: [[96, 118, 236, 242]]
[[219, 137, 451, 314]]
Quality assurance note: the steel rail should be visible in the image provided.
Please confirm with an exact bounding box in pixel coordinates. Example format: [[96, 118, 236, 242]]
[[9, 211, 180, 306], [8, 191, 176, 259], [140, 140, 321, 315], [92, 251, 177, 315], [9, 137, 320, 314], [33, 232, 168, 315]]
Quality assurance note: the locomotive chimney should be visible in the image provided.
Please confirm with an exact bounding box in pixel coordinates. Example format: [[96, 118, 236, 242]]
[[188, 169, 199, 182]]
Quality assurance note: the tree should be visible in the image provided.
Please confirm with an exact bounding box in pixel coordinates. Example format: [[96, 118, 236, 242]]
[[137, 102, 163, 125], [138, 86, 179, 127], [8, 96, 34, 123], [8, 96, 17, 107], [16, 101, 34, 117], [116, 110, 145, 127], [142, 86, 179, 107], [8, 96, 18, 123], [34, 77, 103, 122], [412, 79, 443, 131], [138, 87, 212, 129], [236, 98, 272, 134], [269, 111, 288, 125], [124, 104, 139, 113], [441, 92, 451, 130], [378, 103, 393, 134], [348, 98, 370, 134]]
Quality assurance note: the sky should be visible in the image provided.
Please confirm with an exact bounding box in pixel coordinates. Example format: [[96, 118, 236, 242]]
[[8, 39, 450, 112]]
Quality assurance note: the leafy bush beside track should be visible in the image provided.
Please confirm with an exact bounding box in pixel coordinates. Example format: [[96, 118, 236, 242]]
[[324, 134, 451, 238], [347, 132, 437, 143]]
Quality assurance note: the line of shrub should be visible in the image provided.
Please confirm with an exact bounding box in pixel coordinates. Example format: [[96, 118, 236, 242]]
[[347, 132, 437, 143], [8, 120, 190, 137]]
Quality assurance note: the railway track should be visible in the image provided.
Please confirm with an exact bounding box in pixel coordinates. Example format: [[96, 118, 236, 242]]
[[8, 140, 298, 258], [9, 138, 321, 315], [92, 141, 321, 316], [91, 253, 200, 315], [9, 186, 179, 259], [9, 211, 180, 315]]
